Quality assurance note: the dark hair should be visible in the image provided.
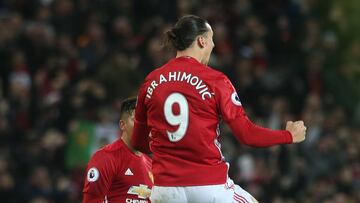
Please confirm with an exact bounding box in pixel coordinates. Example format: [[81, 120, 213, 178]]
[[164, 15, 209, 51], [120, 97, 137, 118]]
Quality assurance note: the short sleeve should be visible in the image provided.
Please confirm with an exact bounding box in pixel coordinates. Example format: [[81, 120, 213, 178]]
[[83, 151, 116, 197], [214, 74, 245, 123]]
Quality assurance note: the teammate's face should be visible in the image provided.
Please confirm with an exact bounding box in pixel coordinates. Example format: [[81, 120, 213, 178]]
[[120, 110, 135, 138], [125, 111, 135, 136], [202, 23, 215, 65]]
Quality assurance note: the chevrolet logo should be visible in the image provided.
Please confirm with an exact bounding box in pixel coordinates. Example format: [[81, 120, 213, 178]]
[[127, 184, 151, 199]]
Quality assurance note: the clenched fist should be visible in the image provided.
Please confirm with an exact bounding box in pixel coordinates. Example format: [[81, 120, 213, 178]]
[[286, 121, 307, 143]]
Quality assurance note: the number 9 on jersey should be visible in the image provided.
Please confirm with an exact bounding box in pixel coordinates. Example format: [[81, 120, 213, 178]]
[[163, 93, 189, 142]]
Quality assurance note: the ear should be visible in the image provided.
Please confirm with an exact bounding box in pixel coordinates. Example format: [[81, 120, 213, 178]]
[[197, 36, 206, 48], [119, 120, 125, 131]]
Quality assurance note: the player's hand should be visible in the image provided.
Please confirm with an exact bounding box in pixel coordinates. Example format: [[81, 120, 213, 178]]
[[286, 121, 306, 143]]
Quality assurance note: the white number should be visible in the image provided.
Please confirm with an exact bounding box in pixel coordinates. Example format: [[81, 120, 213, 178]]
[[163, 93, 189, 142]]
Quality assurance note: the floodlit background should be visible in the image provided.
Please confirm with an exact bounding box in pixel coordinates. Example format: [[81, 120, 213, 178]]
[[0, 0, 359, 202]]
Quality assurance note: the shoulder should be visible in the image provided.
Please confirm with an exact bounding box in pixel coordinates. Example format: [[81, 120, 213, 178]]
[[85, 142, 125, 180], [201, 65, 231, 87], [89, 140, 124, 164], [206, 66, 227, 79], [144, 65, 165, 82], [88, 149, 113, 167], [139, 67, 164, 93], [85, 150, 114, 182], [101, 139, 124, 151]]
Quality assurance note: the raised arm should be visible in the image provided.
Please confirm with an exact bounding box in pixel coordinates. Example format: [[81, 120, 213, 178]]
[[215, 75, 306, 147]]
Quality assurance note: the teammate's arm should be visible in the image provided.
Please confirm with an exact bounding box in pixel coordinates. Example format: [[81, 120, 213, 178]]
[[132, 84, 151, 154], [215, 76, 306, 147], [83, 152, 115, 203]]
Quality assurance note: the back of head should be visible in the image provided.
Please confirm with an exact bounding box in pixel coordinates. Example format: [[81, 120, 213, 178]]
[[164, 15, 209, 51]]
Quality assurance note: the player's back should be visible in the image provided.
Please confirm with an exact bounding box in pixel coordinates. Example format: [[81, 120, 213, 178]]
[[142, 56, 228, 186]]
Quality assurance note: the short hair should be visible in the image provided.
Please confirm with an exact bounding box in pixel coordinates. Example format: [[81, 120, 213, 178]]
[[120, 97, 137, 118], [164, 15, 209, 51]]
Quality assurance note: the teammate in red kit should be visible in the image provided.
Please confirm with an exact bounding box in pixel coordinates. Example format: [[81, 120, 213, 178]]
[[132, 15, 306, 203], [83, 98, 153, 203]]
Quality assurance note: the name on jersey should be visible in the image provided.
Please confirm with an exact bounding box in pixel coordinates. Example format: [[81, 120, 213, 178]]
[[146, 71, 212, 100]]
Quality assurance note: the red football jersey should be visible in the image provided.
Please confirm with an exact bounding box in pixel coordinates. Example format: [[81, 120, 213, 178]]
[[132, 56, 292, 186], [83, 139, 153, 203]]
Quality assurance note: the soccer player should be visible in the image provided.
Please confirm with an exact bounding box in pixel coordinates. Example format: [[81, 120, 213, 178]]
[[132, 15, 306, 203], [83, 97, 153, 203]]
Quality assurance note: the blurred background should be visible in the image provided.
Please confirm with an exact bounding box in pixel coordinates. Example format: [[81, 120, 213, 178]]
[[0, 0, 359, 202]]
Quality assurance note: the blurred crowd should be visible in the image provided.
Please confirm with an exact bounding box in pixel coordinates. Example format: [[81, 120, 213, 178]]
[[0, 0, 359, 202]]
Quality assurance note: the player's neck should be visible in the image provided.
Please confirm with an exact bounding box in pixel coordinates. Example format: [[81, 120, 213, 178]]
[[121, 134, 142, 156], [176, 50, 204, 64]]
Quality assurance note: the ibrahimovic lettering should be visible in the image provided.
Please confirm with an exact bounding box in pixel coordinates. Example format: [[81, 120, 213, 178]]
[[146, 71, 212, 100]]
